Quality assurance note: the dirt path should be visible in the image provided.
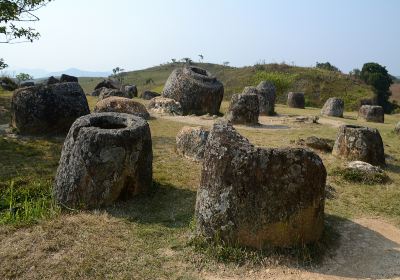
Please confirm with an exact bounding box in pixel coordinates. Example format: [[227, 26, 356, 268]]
[[202, 218, 400, 280]]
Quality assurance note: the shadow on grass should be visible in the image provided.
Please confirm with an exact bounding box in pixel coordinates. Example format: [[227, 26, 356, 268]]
[[106, 181, 196, 229]]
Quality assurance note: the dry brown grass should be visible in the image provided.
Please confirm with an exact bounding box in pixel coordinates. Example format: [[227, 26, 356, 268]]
[[390, 83, 400, 103]]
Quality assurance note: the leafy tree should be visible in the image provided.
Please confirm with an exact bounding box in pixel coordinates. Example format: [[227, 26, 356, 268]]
[[16, 72, 33, 83], [198, 54, 203, 62], [0, 58, 8, 70], [222, 61, 230, 67], [181, 57, 192, 65], [360, 62, 393, 112], [349, 68, 361, 78], [111, 67, 124, 84], [171, 58, 176, 64], [316, 62, 340, 72]]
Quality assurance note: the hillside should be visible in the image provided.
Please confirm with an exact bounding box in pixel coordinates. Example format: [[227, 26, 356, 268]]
[[79, 63, 375, 110]]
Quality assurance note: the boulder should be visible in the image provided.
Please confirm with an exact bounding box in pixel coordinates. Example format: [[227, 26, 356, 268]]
[[321, 98, 344, 117], [54, 112, 153, 209], [124, 85, 138, 98], [195, 122, 326, 248], [11, 82, 90, 135], [94, 96, 150, 120], [297, 136, 334, 152], [94, 79, 121, 91], [162, 66, 224, 115], [147, 97, 183, 115], [287, 92, 305, 109], [395, 122, 400, 134], [98, 88, 129, 101], [256, 81, 276, 115], [20, 81, 35, 88], [142, 91, 160, 100], [46, 76, 60, 85], [332, 125, 385, 166], [226, 93, 259, 125], [176, 126, 209, 161], [60, 74, 78, 83], [358, 105, 384, 123], [347, 161, 384, 174]]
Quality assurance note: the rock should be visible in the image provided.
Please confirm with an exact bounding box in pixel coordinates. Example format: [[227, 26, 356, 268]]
[[98, 88, 129, 101], [60, 74, 78, 83], [46, 76, 60, 85], [94, 79, 121, 91], [226, 93, 259, 125], [347, 161, 384, 174], [20, 81, 35, 87], [358, 105, 384, 123], [195, 122, 326, 248], [94, 96, 150, 120], [147, 97, 183, 115], [54, 112, 153, 209], [124, 85, 138, 98], [321, 98, 344, 117], [287, 92, 305, 109], [11, 82, 90, 135], [297, 136, 334, 152], [256, 81, 276, 115], [332, 125, 385, 166], [395, 122, 400, 134], [162, 66, 224, 115], [294, 116, 319, 124], [141, 91, 160, 100], [176, 126, 209, 161]]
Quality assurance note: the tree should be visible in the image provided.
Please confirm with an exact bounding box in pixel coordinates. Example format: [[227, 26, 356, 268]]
[[349, 68, 361, 78], [222, 61, 230, 67], [360, 62, 393, 112], [0, 58, 8, 70], [0, 0, 52, 44], [171, 58, 176, 64], [181, 57, 192, 65], [198, 54, 203, 63], [111, 67, 125, 84], [16, 72, 33, 83], [316, 62, 340, 72]]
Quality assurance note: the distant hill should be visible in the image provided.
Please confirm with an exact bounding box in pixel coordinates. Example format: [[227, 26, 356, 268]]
[[6, 68, 110, 78], [79, 62, 375, 110]]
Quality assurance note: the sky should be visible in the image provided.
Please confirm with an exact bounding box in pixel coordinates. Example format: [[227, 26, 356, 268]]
[[1, 0, 399, 75]]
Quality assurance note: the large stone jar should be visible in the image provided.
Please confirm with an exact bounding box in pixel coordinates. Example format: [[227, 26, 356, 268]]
[[287, 92, 305, 109], [54, 112, 153, 209], [195, 122, 327, 248], [162, 66, 224, 115]]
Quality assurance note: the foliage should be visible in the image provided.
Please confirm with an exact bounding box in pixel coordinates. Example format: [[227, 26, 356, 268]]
[[349, 68, 361, 78], [15, 72, 33, 83], [0, 0, 52, 43], [110, 66, 124, 84], [252, 71, 298, 103], [316, 62, 340, 72], [0, 75, 18, 90], [222, 61, 230, 67], [0, 57, 7, 70], [331, 167, 390, 185], [360, 62, 393, 112]]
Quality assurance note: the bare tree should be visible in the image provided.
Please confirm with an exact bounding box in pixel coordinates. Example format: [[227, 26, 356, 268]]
[[198, 54, 204, 63]]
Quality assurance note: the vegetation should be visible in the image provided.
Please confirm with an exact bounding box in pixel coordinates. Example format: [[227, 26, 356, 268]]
[[316, 62, 340, 72], [79, 62, 375, 111], [15, 72, 33, 84], [331, 167, 390, 185]]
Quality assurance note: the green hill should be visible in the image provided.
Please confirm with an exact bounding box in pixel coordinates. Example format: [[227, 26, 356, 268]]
[[78, 62, 375, 111]]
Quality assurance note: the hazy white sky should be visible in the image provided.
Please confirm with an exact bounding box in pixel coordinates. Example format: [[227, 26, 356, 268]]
[[2, 0, 399, 74]]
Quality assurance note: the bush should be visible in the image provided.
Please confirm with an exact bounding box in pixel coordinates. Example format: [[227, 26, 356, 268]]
[[331, 168, 389, 185], [0, 76, 18, 91]]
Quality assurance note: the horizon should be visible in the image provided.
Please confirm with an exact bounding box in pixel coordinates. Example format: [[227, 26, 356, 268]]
[[1, 0, 400, 76]]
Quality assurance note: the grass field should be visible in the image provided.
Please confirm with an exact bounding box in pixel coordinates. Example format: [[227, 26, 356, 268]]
[[0, 91, 400, 279]]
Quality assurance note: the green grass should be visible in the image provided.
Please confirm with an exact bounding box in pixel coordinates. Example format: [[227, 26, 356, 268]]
[[79, 62, 375, 111]]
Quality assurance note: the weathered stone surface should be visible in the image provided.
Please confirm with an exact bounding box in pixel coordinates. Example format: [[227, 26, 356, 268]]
[[46, 76, 60, 85], [321, 97, 344, 117], [98, 88, 130, 101], [124, 85, 138, 98], [176, 126, 209, 161], [347, 161, 383, 174], [94, 96, 150, 120], [11, 82, 90, 135], [94, 79, 121, 90], [141, 91, 160, 100], [287, 92, 305, 109], [20, 81, 35, 87], [297, 136, 334, 152], [395, 122, 400, 134], [54, 112, 153, 209], [147, 97, 183, 115], [226, 93, 259, 125], [60, 74, 78, 83], [256, 81, 276, 115], [332, 125, 385, 166], [162, 66, 224, 115], [358, 105, 384, 123], [195, 122, 326, 248]]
